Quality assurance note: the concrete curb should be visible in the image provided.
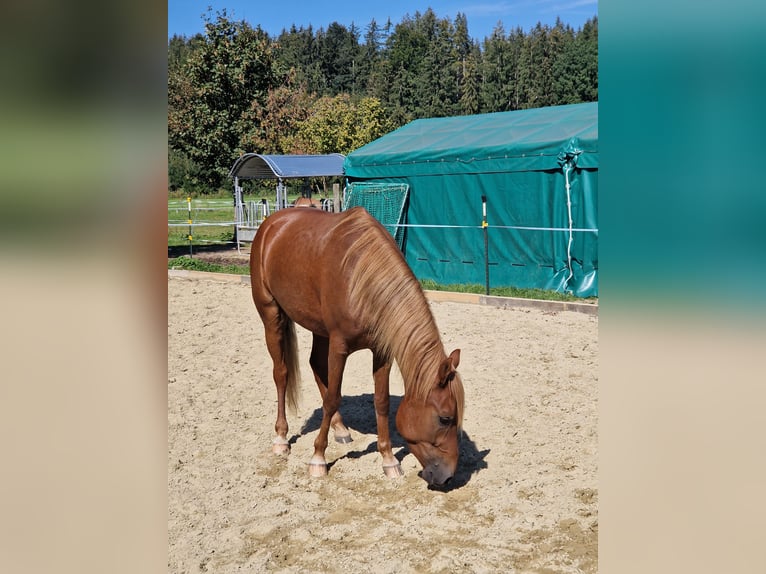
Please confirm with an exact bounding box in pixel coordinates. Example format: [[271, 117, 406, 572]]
[[421, 289, 597, 316], [168, 268, 251, 284], [478, 294, 598, 316], [168, 269, 598, 316]]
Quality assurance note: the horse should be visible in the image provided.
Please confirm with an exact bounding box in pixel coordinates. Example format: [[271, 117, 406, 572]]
[[249, 206, 465, 488], [292, 196, 321, 208]]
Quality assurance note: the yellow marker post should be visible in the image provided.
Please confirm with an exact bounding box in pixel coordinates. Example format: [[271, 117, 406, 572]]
[[187, 197, 193, 257]]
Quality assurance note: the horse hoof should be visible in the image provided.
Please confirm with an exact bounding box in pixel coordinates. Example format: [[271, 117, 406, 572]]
[[272, 443, 290, 455], [307, 462, 328, 477], [272, 437, 290, 455], [383, 464, 404, 478], [334, 434, 353, 444]]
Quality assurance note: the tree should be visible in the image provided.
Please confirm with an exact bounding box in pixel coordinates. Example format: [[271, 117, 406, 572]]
[[238, 70, 316, 154], [577, 17, 599, 102], [168, 33, 204, 76], [275, 24, 325, 94], [360, 19, 383, 99], [297, 94, 393, 154], [480, 23, 509, 111], [384, 13, 427, 122], [168, 148, 205, 194], [168, 11, 284, 188], [417, 12, 459, 118], [319, 22, 362, 95], [351, 97, 395, 149], [517, 22, 553, 108], [454, 13, 479, 115], [460, 42, 481, 115]]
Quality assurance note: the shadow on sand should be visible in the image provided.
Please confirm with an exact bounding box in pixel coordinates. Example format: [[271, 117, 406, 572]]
[[294, 393, 489, 490], [168, 243, 239, 259]]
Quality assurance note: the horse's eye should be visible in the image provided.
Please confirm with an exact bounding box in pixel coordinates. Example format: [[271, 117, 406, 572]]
[[439, 416, 453, 427]]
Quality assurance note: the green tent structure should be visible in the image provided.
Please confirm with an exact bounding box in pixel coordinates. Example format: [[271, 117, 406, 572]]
[[343, 102, 598, 297]]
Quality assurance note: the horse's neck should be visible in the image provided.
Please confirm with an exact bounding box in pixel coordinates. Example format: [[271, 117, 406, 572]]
[[381, 299, 443, 398]]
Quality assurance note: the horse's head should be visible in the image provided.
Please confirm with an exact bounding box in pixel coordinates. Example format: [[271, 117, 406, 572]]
[[396, 349, 464, 489]]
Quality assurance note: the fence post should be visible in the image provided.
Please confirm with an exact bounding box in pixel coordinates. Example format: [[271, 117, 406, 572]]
[[482, 195, 489, 295], [187, 196, 193, 257], [333, 183, 340, 212]]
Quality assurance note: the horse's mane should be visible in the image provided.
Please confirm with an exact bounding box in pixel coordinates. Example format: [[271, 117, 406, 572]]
[[338, 208, 464, 425]]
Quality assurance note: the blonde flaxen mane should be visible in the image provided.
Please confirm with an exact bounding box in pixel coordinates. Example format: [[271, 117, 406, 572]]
[[338, 208, 464, 426]]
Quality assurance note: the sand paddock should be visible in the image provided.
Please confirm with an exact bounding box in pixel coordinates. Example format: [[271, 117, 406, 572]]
[[168, 275, 598, 573]]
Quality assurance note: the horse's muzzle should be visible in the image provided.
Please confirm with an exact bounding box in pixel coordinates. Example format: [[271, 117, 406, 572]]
[[422, 463, 453, 489]]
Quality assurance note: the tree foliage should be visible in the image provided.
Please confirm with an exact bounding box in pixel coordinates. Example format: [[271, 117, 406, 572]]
[[168, 11, 284, 187], [168, 11, 598, 192], [296, 94, 393, 154], [238, 70, 315, 154]]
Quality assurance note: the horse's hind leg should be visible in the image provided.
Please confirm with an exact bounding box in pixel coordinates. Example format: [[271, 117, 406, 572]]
[[310, 333, 352, 444], [373, 352, 403, 478], [260, 303, 294, 455]]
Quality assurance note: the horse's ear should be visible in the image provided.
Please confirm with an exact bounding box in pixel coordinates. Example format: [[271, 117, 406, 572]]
[[438, 359, 452, 386], [448, 349, 461, 369], [438, 349, 461, 387]]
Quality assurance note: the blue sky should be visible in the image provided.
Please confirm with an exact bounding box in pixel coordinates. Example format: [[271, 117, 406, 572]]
[[168, 1, 598, 42]]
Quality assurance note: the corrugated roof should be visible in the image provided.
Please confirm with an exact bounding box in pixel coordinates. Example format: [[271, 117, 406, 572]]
[[228, 153, 346, 179]]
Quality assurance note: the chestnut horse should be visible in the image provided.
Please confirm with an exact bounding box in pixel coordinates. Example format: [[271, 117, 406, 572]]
[[249, 207, 464, 488]]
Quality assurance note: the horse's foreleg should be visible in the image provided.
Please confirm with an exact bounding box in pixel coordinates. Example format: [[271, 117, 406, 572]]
[[309, 338, 348, 477], [310, 334, 352, 444], [373, 352, 403, 478]]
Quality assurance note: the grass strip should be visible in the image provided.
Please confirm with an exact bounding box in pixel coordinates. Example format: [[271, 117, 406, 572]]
[[168, 256, 249, 275]]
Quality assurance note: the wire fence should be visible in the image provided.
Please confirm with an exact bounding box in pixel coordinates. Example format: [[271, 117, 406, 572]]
[[168, 195, 335, 256], [168, 197, 238, 256]]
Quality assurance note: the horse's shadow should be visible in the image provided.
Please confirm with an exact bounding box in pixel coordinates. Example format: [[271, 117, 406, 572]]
[[295, 393, 490, 490]]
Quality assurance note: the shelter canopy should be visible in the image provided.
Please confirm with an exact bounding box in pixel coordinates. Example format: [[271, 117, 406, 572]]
[[345, 102, 597, 178], [229, 153, 345, 180]]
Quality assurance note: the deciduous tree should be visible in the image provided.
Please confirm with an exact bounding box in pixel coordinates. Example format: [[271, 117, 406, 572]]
[[168, 11, 284, 187]]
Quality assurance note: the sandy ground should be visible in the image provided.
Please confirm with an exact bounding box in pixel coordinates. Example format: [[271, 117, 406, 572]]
[[168, 275, 598, 573]]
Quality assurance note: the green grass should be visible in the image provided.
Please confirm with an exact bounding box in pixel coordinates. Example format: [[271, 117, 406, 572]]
[[418, 279, 594, 302], [167, 256, 250, 275]]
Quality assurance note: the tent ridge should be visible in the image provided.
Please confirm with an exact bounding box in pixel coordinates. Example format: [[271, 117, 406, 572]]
[[351, 149, 597, 169]]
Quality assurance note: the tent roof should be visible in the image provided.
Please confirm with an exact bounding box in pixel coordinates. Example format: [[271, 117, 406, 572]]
[[345, 102, 597, 177], [229, 153, 346, 180]]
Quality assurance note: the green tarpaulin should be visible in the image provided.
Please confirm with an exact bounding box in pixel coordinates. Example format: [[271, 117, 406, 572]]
[[344, 102, 598, 297]]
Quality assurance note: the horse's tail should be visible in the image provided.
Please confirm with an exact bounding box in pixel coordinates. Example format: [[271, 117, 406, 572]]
[[282, 314, 301, 414]]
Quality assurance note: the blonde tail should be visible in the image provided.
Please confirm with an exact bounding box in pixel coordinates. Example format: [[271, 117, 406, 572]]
[[282, 316, 301, 414]]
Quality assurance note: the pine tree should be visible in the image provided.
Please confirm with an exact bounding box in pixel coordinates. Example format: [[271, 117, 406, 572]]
[[481, 23, 522, 112], [460, 42, 481, 115]]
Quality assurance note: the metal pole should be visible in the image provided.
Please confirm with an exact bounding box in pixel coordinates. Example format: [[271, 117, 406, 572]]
[[277, 178, 284, 210], [482, 195, 489, 295], [187, 196, 193, 257], [233, 176, 240, 252]]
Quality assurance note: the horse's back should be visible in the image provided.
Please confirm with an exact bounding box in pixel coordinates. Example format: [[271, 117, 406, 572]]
[[249, 207, 377, 337], [253, 207, 376, 257], [252, 207, 366, 263]]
